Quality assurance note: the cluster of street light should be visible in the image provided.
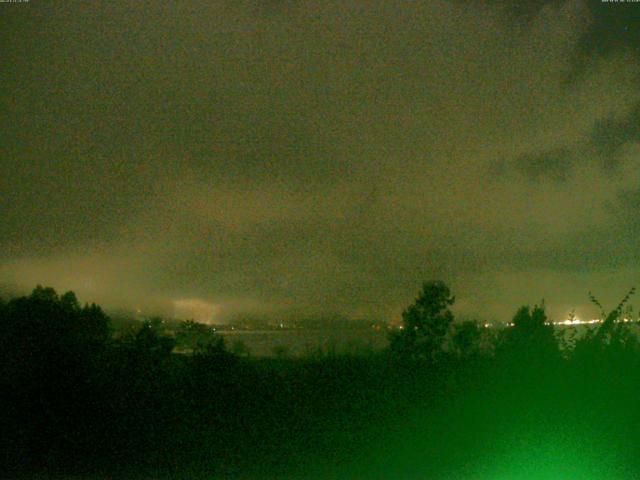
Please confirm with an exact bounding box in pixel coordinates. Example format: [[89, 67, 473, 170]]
[[499, 318, 639, 328], [397, 318, 640, 330]]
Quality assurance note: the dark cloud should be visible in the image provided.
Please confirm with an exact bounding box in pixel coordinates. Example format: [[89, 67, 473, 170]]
[[2, 0, 640, 322], [492, 147, 575, 183], [519, 148, 575, 183], [579, 0, 640, 55], [590, 103, 640, 160]]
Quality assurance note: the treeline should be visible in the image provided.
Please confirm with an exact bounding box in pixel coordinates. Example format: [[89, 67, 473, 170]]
[[2, 283, 640, 478]]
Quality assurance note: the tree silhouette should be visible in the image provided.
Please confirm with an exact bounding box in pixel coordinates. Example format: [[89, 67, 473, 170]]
[[451, 320, 483, 358], [133, 317, 176, 357], [1, 285, 109, 364], [176, 319, 221, 354], [0, 286, 113, 469], [500, 303, 560, 364], [390, 281, 455, 360], [591, 287, 635, 344], [574, 288, 638, 360]]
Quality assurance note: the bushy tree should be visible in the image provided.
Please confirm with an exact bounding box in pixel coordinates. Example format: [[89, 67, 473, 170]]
[[390, 281, 455, 360], [451, 320, 483, 358], [133, 317, 176, 357], [176, 319, 221, 354], [1, 285, 110, 364], [0, 286, 112, 469], [499, 303, 560, 364]]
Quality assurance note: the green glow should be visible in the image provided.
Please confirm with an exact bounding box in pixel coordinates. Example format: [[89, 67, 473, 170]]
[[474, 431, 629, 480]]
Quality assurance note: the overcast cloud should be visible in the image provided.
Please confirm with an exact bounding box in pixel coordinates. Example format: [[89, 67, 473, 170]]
[[2, 0, 640, 323]]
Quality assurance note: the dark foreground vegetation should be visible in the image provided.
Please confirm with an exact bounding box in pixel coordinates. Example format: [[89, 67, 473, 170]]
[[2, 283, 640, 479]]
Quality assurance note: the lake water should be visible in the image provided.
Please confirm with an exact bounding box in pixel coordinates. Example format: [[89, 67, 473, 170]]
[[217, 323, 640, 357], [218, 329, 390, 357]]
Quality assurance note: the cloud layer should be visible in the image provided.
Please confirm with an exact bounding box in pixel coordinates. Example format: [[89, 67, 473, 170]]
[[2, 0, 640, 322]]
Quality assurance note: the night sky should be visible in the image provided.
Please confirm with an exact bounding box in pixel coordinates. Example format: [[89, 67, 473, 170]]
[[2, 0, 640, 323]]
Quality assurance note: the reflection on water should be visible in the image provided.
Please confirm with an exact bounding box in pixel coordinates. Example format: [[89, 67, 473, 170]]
[[218, 329, 390, 357]]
